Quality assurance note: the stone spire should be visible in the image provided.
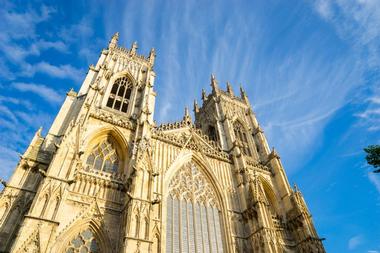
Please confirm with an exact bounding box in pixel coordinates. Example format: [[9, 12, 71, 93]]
[[108, 32, 119, 49], [226, 81, 234, 96], [149, 48, 156, 65], [201, 88, 207, 102], [240, 84, 249, 104], [130, 41, 138, 55], [183, 107, 192, 125], [210, 74, 219, 93], [193, 99, 199, 113]]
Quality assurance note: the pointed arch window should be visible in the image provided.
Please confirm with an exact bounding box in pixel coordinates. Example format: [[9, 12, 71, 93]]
[[208, 125, 218, 142], [233, 121, 251, 156], [65, 228, 100, 253], [166, 161, 225, 253], [86, 138, 119, 173], [106, 76, 133, 113]]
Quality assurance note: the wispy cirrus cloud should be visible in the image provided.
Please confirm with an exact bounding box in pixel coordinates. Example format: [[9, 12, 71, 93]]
[[368, 172, 380, 195], [311, 0, 380, 141], [0, 3, 82, 83], [13, 82, 63, 104], [101, 0, 364, 172], [21, 62, 83, 83], [348, 234, 363, 250]]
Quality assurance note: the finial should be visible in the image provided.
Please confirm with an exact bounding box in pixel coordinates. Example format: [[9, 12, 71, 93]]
[[193, 99, 199, 113], [210, 74, 219, 93], [226, 81, 234, 95], [149, 48, 156, 65], [240, 84, 249, 104], [183, 107, 192, 124], [294, 184, 299, 192], [108, 32, 119, 49], [36, 127, 43, 137], [30, 126, 43, 147], [130, 41, 138, 55], [239, 84, 245, 96], [67, 88, 77, 97], [202, 88, 207, 101]]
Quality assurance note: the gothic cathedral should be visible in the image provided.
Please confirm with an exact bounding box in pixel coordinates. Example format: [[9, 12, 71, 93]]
[[0, 33, 325, 253]]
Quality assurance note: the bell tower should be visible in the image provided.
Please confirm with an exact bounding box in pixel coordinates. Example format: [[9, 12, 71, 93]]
[[194, 74, 268, 159], [194, 75, 324, 252], [0, 33, 159, 253]]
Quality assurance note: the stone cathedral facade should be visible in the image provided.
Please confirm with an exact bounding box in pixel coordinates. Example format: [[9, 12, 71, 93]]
[[0, 33, 325, 253]]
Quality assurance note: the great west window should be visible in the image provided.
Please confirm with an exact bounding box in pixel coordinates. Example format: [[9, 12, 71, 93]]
[[166, 161, 224, 253], [106, 76, 133, 113]]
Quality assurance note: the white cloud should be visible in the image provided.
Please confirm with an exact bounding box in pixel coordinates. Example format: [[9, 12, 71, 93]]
[[368, 172, 380, 195], [313, 0, 380, 67], [0, 95, 33, 108], [0, 5, 55, 40], [348, 235, 363, 250], [356, 108, 380, 119], [315, 0, 333, 19], [0, 145, 19, 180], [0, 104, 17, 123], [13, 82, 63, 104], [21, 62, 83, 83]]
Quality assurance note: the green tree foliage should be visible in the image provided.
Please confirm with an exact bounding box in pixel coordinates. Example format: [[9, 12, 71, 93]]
[[364, 145, 380, 173]]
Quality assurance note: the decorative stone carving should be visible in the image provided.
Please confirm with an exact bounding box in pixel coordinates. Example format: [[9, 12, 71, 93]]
[[168, 161, 219, 208]]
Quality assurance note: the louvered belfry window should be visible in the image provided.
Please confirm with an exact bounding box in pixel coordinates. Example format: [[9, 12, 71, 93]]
[[166, 161, 224, 253], [233, 121, 251, 156], [106, 76, 133, 113]]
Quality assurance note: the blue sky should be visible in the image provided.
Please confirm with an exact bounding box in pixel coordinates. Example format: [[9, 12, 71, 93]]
[[0, 0, 379, 252]]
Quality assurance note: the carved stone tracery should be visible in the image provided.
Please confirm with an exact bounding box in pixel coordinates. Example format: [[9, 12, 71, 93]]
[[168, 161, 219, 208]]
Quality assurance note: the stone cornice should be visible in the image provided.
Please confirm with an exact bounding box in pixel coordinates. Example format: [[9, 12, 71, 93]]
[[110, 46, 153, 68], [90, 108, 136, 130]]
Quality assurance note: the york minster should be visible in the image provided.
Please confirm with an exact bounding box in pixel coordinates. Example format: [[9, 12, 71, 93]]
[[0, 33, 325, 253]]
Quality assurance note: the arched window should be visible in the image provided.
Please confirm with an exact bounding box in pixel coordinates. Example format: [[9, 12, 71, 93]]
[[135, 215, 140, 238], [208, 125, 218, 142], [233, 121, 251, 156], [153, 234, 160, 253], [166, 161, 225, 253], [144, 217, 149, 240], [65, 228, 100, 253], [40, 194, 49, 218], [106, 76, 133, 113], [86, 138, 119, 173]]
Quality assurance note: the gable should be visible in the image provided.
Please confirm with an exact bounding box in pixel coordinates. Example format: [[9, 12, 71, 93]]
[[152, 124, 231, 163]]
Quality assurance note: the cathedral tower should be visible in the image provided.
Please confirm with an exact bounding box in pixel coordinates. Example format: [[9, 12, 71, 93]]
[[0, 33, 325, 253]]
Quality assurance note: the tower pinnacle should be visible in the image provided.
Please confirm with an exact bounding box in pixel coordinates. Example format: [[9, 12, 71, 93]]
[[149, 48, 156, 65], [193, 99, 199, 113], [240, 84, 249, 104], [201, 88, 207, 101], [210, 74, 219, 93], [130, 41, 138, 55], [109, 32, 119, 49], [226, 81, 234, 96], [183, 107, 192, 124]]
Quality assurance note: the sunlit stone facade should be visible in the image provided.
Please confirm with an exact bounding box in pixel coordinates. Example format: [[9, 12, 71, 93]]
[[0, 33, 325, 253]]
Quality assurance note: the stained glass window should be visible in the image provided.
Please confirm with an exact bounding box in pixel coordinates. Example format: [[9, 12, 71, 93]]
[[166, 162, 224, 253], [106, 76, 133, 113], [86, 138, 119, 173], [65, 229, 100, 253]]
